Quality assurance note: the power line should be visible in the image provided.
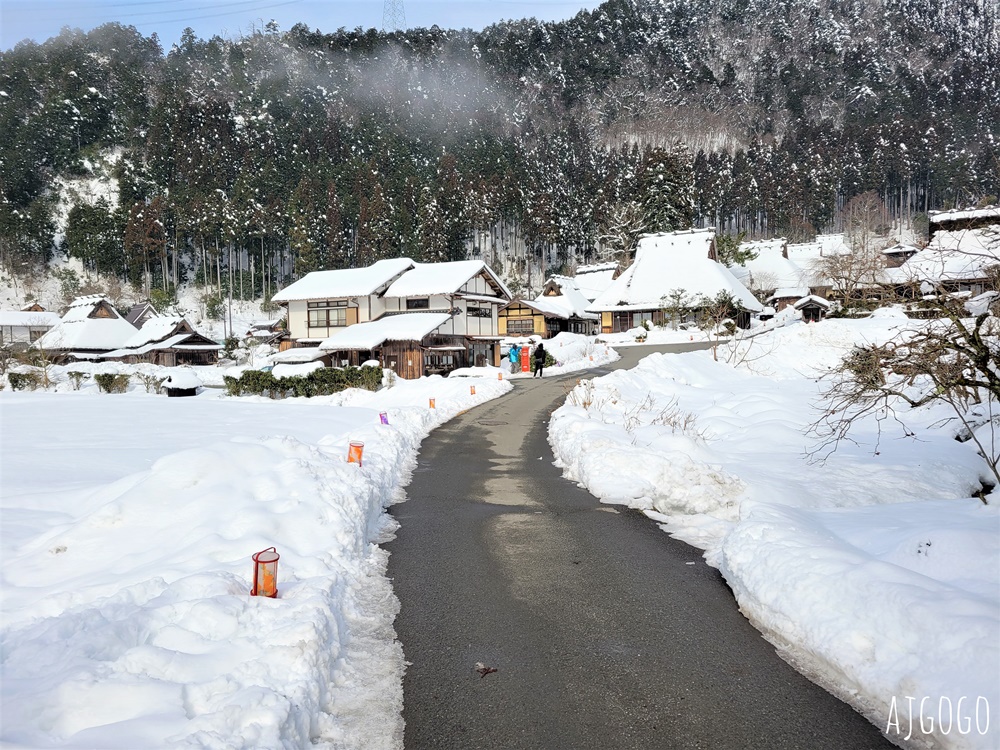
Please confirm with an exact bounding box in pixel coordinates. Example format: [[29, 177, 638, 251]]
[[382, 0, 405, 33]]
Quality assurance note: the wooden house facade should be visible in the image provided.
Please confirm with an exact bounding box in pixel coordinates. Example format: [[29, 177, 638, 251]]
[[278, 259, 512, 378], [103, 317, 221, 366]]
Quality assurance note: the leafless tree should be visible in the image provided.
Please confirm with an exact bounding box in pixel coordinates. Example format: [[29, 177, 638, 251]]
[[811, 280, 1000, 492], [819, 192, 892, 306]]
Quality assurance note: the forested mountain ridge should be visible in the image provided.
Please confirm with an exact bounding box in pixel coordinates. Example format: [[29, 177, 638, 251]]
[[0, 0, 996, 303]]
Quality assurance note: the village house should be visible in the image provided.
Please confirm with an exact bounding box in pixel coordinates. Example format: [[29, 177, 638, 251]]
[[34, 295, 138, 362], [887, 218, 1000, 296], [731, 237, 809, 300], [499, 275, 599, 338], [273, 258, 511, 378], [0, 308, 61, 348], [102, 316, 222, 366], [927, 205, 1000, 239], [587, 228, 762, 332]]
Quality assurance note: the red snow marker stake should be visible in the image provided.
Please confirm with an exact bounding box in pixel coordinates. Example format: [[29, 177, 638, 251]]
[[251, 547, 279, 598]]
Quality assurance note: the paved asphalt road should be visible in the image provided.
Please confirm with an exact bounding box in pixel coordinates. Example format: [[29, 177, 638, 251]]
[[385, 343, 895, 750]]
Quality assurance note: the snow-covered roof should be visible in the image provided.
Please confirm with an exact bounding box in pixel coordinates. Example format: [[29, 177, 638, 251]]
[[572, 263, 619, 301], [120, 316, 187, 349], [576, 262, 618, 274], [102, 333, 222, 358], [383, 260, 511, 299], [318, 312, 452, 351], [739, 237, 787, 255], [528, 277, 599, 320], [768, 287, 810, 301], [891, 226, 1000, 284], [786, 233, 851, 263], [882, 243, 919, 256], [0, 310, 61, 327], [793, 295, 831, 310], [269, 347, 329, 363], [588, 230, 763, 313], [929, 205, 1000, 225], [271, 258, 415, 302], [36, 295, 137, 351], [732, 240, 807, 290]]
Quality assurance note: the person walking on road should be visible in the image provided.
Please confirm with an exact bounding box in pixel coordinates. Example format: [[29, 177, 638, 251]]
[[508, 342, 520, 374], [533, 342, 547, 377]]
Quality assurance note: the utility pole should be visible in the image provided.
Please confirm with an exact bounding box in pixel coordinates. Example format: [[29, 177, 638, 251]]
[[382, 0, 406, 32]]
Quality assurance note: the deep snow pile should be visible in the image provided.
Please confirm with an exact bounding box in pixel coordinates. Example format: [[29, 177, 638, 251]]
[[0, 373, 510, 749], [548, 316, 999, 750]]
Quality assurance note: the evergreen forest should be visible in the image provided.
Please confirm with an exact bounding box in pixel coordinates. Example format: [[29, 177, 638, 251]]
[[1, 0, 997, 301]]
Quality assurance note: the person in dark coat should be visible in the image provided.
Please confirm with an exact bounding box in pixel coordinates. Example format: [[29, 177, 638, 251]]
[[533, 342, 547, 377]]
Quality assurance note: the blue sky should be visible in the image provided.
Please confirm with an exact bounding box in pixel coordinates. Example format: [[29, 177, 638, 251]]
[[1, 0, 603, 51]]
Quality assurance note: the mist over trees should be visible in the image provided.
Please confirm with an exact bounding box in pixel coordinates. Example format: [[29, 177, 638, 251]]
[[0, 0, 997, 300]]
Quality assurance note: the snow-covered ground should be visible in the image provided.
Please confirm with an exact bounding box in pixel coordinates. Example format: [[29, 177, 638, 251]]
[[0, 331, 612, 749], [0, 368, 511, 749], [549, 314, 999, 750]]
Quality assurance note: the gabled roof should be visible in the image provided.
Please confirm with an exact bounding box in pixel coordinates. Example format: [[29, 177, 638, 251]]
[[271, 258, 416, 302], [36, 295, 137, 351], [588, 230, 763, 313], [318, 312, 452, 351], [101, 316, 220, 358], [125, 301, 159, 326], [793, 295, 831, 310], [383, 260, 512, 299], [120, 316, 190, 349], [527, 277, 599, 320]]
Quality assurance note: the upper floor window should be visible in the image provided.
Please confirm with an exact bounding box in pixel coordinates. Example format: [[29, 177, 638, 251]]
[[307, 299, 348, 328], [406, 298, 430, 310]]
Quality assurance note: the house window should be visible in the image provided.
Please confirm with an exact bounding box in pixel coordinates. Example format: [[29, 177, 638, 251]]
[[307, 300, 348, 328], [406, 298, 430, 310], [633, 311, 653, 327], [468, 304, 492, 319], [506, 318, 534, 335]]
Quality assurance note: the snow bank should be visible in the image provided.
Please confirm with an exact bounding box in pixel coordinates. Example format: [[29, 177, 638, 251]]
[[1, 372, 511, 749], [549, 317, 999, 749]]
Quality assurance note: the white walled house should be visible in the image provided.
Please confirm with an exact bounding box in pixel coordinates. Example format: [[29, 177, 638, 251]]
[[271, 258, 415, 342], [274, 258, 511, 378], [0, 310, 61, 347]]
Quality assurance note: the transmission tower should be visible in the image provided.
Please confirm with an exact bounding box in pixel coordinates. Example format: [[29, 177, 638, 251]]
[[383, 0, 406, 33]]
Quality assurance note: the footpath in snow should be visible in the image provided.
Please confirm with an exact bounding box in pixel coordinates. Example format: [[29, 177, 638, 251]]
[[549, 315, 999, 750]]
